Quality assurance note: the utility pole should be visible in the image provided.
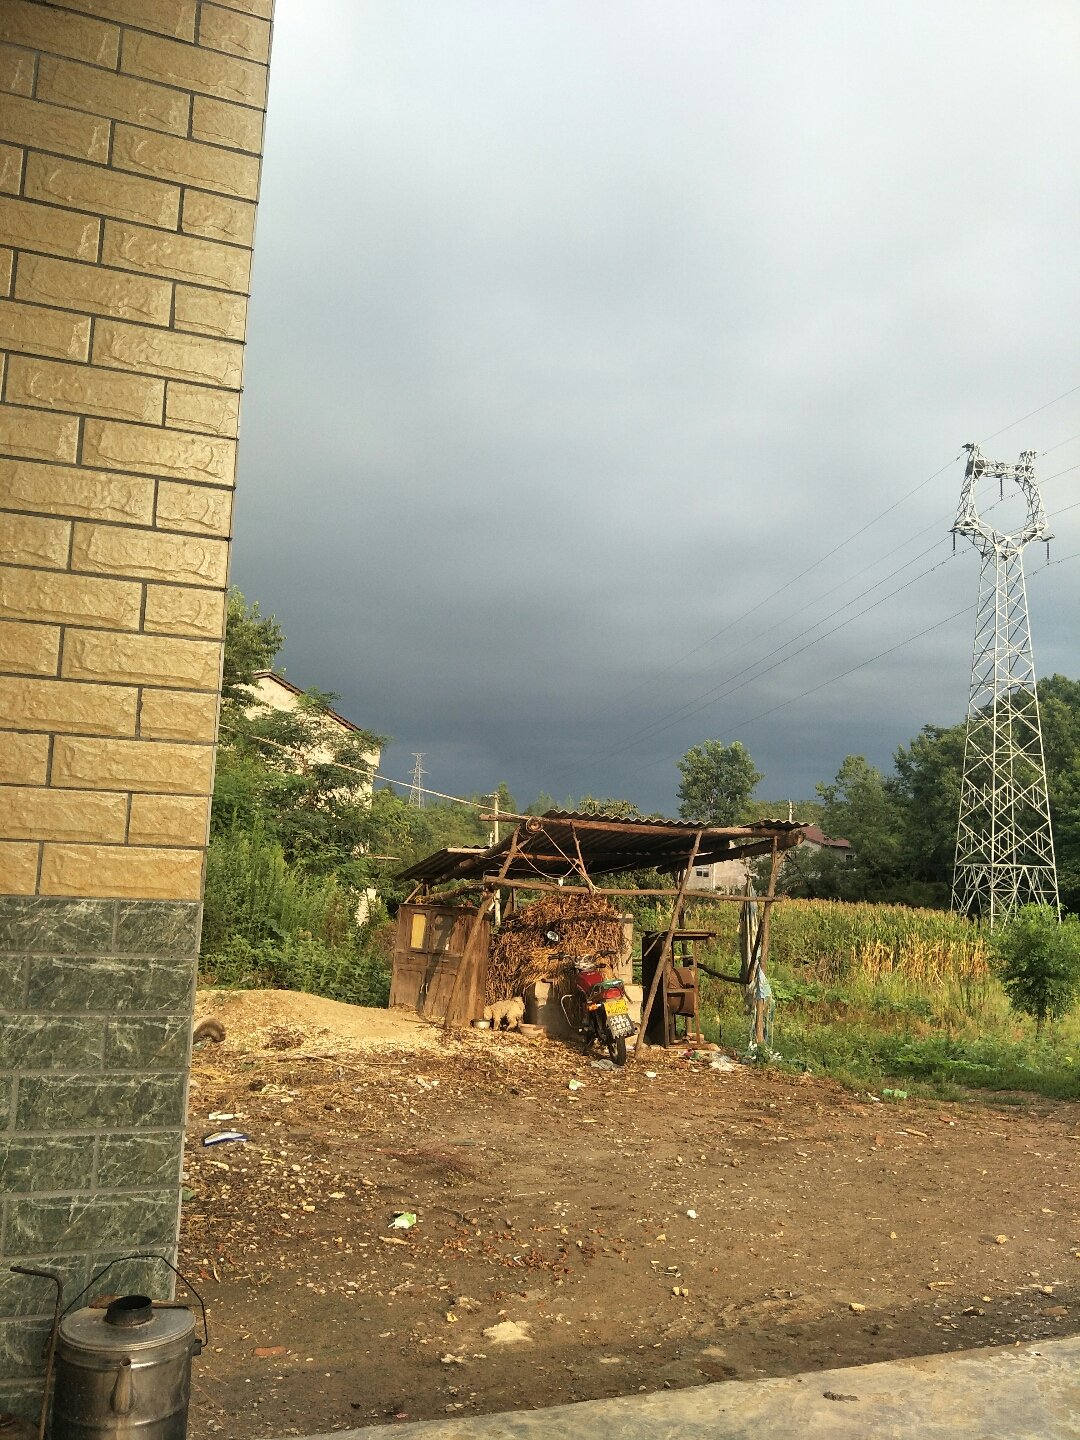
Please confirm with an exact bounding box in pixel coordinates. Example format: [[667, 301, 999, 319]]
[[409, 753, 426, 809], [951, 443, 1059, 927]]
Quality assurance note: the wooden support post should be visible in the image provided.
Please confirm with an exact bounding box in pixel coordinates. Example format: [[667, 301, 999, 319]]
[[752, 839, 781, 1046], [570, 823, 596, 893], [630, 829, 704, 1064]]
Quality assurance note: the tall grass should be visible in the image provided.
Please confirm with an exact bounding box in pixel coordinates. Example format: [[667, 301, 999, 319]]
[[200, 827, 391, 1008], [201, 827, 356, 955], [691, 896, 989, 988]]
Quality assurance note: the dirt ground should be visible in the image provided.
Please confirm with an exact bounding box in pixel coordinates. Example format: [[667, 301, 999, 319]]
[[179, 991, 1080, 1438]]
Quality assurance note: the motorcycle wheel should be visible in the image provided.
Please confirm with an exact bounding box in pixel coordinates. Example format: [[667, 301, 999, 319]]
[[605, 1031, 627, 1067]]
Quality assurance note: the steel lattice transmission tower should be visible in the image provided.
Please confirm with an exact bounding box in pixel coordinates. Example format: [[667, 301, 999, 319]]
[[409, 753, 426, 809], [951, 442, 1059, 926]]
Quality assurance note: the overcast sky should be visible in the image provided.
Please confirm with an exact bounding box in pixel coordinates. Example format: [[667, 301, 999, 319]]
[[231, 0, 1080, 815]]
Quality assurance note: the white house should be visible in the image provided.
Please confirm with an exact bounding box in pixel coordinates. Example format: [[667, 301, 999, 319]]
[[249, 670, 381, 801]]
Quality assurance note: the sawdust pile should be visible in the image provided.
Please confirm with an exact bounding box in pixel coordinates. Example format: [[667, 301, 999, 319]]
[[487, 893, 626, 1002], [193, 989, 450, 1056]]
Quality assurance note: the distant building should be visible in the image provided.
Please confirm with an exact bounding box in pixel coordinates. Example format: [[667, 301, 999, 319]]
[[685, 823, 852, 893], [798, 825, 853, 861], [250, 670, 381, 803]]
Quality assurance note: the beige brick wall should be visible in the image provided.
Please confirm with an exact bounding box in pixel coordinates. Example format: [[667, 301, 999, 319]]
[[0, 0, 273, 899]]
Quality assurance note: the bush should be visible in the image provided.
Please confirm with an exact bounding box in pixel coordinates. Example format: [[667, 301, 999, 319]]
[[201, 930, 391, 1009], [991, 906, 1080, 1037], [202, 827, 357, 955], [200, 826, 393, 1009]]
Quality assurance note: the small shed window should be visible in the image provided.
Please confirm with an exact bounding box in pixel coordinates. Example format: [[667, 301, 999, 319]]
[[409, 912, 427, 949]]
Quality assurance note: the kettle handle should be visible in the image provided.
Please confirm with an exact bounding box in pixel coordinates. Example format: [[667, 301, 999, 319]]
[[62, 1255, 208, 1347]]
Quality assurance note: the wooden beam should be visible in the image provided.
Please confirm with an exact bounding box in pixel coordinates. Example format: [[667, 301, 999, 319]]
[[479, 812, 795, 842], [477, 877, 787, 902], [570, 822, 597, 893]]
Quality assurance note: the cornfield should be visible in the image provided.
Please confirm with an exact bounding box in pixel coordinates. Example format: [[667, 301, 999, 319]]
[[693, 898, 989, 988]]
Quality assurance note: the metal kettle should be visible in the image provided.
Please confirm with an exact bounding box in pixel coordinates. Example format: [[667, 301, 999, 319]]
[[11, 1259, 206, 1440], [51, 1292, 203, 1440]]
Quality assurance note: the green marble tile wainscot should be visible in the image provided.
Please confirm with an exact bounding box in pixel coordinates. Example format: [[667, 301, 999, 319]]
[[6, 1190, 178, 1252], [104, 1015, 189, 1069], [115, 901, 201, 957], [98, 1131, 183, 1188], [17, 1074, 185, 1131], [0, 1015, 105, 1071], [0, 953, 27, 1007], [0, 1316, 54, 1377], [0, 1255, 90, 1317], [0, 898, 115, 955], [28, 955, 196, 1013], [0, 1382, 39, 1425], [0, 1135, 89, 1191], [0, 1074, 12, 1124]]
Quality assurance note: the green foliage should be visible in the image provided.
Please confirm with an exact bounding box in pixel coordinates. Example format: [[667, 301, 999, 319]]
[[677, 739, 762, 825], [815, 755, 904, 897], [203, 931, 391, 1009], [201, 828, 357, 955], [804, 673, 1080, 912], [221, 589, 284, 700], [200, 828, 392, 1007], [991, 905, 1080, 1036], [565, 794, 644, 819]]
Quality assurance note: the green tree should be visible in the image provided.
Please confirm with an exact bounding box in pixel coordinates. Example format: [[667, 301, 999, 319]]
[[568, 795, 644, 819], [221, 588, 284, 701], [891, 722, 965, 904], [676, 740, 762, 826], [991, 905, 1080, 1037], [816, 755, 904, 900]]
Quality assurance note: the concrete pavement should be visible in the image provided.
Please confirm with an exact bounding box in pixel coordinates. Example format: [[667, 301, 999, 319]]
[[288, 1337, 1080, 1440]]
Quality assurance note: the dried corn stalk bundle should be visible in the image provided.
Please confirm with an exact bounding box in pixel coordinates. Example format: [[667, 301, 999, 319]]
[[487, 892, 625, 1002]]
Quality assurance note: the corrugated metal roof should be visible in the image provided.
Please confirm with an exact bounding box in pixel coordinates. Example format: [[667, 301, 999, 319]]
[[398, 811, 805, 885]]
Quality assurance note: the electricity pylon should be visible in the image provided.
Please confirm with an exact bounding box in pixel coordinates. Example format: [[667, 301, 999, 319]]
[[409, 753, 426, 809], [951, 443, 1059, 927]]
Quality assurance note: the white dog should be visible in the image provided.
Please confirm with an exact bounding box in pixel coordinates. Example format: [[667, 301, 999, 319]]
[[484, 996, 526, 1031]]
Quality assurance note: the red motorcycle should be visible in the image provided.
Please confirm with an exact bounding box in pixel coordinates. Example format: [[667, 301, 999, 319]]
[[558, 951, 636, 1066]]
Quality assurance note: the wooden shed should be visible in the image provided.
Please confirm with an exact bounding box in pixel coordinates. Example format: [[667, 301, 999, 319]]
[[389, 900, 490, 1027], [391, 812, 806, 1045]]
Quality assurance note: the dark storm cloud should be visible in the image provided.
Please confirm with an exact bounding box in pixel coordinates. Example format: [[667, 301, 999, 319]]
[[232, 0, 1080, 813]]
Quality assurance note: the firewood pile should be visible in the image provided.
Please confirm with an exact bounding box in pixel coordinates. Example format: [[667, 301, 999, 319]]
[[486, 893, 626, 1003]]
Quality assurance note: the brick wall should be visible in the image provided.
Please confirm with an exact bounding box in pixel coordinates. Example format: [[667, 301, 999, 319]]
[[0, 0, 273, 1414]]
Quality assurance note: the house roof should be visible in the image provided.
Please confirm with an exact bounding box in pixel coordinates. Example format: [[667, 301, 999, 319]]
[[800, 825, 852, 850], [252, 670, 371, 738], [399, 810, 806, 886]]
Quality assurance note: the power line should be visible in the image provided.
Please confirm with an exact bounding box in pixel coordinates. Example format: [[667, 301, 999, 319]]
[[567, 543, 958, 770], [977, 382, 1080, 446], [632, 602, 976, 779], [218, 723, 489, 811], [570, 541, 961, 766], [584, 382, 1080, 728]]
